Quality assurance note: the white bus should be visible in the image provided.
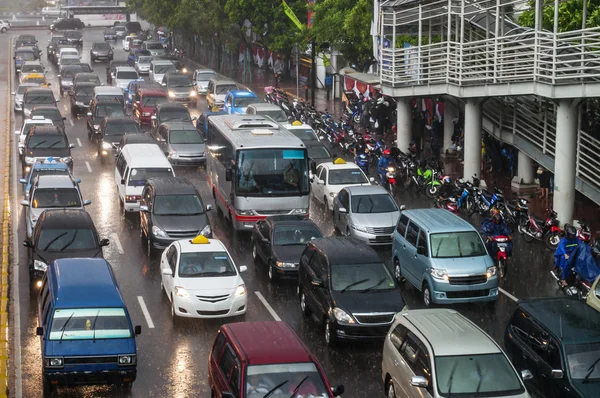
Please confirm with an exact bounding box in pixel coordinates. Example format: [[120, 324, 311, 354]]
[[207, 115, 310, 231], [63, 2, 137, 27]]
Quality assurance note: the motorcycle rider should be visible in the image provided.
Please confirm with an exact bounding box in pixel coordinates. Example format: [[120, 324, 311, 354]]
[[554, 224, 580, 287], [480, 209, 513, 260], [378, 149, 393, 185], [436, 176, 457, 207], [353, 136, 368, 157]]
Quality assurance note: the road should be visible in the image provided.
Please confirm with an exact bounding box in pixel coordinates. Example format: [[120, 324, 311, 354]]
[[7, 27, 561, 398]]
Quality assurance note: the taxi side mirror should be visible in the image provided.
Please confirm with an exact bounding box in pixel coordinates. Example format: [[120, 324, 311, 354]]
[[225, 168, 232, 182], [134, 325, 141, 335], [36, 327, 43, 336], [222, 393, 235, 398], [23, 240, 33, 248], [162, 268, 173, 276], [99, 238, 110, 247]]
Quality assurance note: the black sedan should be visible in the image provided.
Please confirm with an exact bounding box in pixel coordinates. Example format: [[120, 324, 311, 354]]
[[30, 105, 67, 130], [150, 103, 195, 136], [69, 81, 97, 115], [252, 215, 323, 282], [23, 209, 109, 288]]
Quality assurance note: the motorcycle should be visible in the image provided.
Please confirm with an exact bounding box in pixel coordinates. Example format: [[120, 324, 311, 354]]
[[550, 243, 600, 300], [424, 170, 442, 198], [473, 186, 504, 214], [456, 179, 477, 216], [489, 235, 511, 278], [501, 198, 530, 228], [385, 165, 398, 195], [518, 209, 562, 250], [577, 222, 592, 244], [435, 197, 459, 214], [355, 153, 369, 174]]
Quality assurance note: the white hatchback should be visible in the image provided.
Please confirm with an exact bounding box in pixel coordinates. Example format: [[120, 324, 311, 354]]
[[160, 236, 248, 321]]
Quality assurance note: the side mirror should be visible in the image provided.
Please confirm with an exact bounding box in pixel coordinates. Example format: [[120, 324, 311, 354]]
[[134, 325, 141, 335], [36, 327, 43, 336], [192, 116, 197, 121], [99, 238, 110, 246], [206, 204, 213, 211], [23, 240, 33, 248], [410, 376, 428, 388], [83, 199, 92, 206], [239, 265, 247, 273], [56, 99, 60, 102], [20, 200, 29, 207], [225, 168, 233, 182], [417, 246, 426, 256], [521, 369, 533, 381], [162, 268, 173, 276], [551, 369, 564, 379], [369, 177, 375, 182], [120, 179, 125, 185], [331, 385, 345, 396], [400, 205, 407, 210], [261, 238, 269, 244], [19, 179, 26, 184], [69, 143, 75, 148], [311, 278, 324, 288], [139, 205, 149, 212], [75, 179, 81, 183], [338, 207, 347, 214], [62, 117, 67, 120], [87, 112, 92, 116]]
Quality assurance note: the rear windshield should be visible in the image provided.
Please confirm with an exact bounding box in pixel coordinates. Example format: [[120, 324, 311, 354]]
[[160, 109, 191, 122], [216, 84, 237, 94], [75, 75, 100, 84], [32, 188, 80, 208], [95, 104, 125, 118], [21, 65, 44, 73], [76, 86, 95, 96], [61, 68, 82, 78], [25, 94, 55, 104], [60, 58, 80, 66], [233, 97, 258, 107], [105, 121, 139, 136], [16, 51, 35, 60], [429, 231, 487, 258], [154, 64, 176, 74], [145, 43, 163, 50], [116, 71, 139, 80]]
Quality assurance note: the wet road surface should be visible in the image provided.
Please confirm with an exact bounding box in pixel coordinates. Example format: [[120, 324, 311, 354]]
[[7, 28, 562, 397]]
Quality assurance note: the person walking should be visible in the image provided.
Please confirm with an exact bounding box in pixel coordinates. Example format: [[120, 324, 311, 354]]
[[537, 166, 550, 198]]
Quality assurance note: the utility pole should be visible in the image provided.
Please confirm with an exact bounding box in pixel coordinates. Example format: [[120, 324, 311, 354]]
[[311, 39, 316, 106]]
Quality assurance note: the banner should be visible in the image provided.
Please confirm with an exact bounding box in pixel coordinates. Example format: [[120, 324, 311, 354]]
[[282, 0, 303, 30]]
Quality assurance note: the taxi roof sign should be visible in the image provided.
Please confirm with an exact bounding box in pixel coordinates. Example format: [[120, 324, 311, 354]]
[[333, 158, 346, 165], [190, 235, 209, 244], [291, 120, 302, 126]]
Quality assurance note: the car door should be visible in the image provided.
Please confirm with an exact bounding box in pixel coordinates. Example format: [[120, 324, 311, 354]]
[[415, 229, 430, 281], [215, 344, 239, 397], [385, 324, 414, 397], [397, 332, 434, 398], [303, 250, 322, 315], [224, 93, 232, 114], [334, 189, 349, 232], [161, 245, 177, 297], [256, 220, 271, 261], [311, 252, 330, 319], [393, 214, 410, 277], [311, 165, 324, 200], [156, 125, 168, 154], [403, 221, 420, 286]]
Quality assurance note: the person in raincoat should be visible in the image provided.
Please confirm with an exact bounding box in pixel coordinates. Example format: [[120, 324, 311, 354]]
[[554, 224, 580, 286], [480, 209, 512, 259]]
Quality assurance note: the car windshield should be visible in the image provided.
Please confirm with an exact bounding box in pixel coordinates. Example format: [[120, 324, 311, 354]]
[[77, 64, 93, 72], [169, 76, 192, 87], [233, 96, 257, 107], [61, 68, 81, 78], [96, 105, 125, 118], [49, 308, 132, 341], [32, 188, 80, 208], [94, 43, 111, 50], [76, 86, 95, 96], [37, 228, 97, 251], [116, 71, 139, 80], [142, 95, 167, 107], [161, 110, 191, 122], [154, 194, 204, 216], [26, 94, 54, 104], [216, 84, 237, 94], [308, 146, 331, 159], [289, 129, 317, 141], [169, 129, 204, 145], [25, 77, 46, 85], [138, 56, 153, 64], [328, 169, 368, 185], [65, 31, 82, 38], [246, 363, 329, 397], [273, 225, 322, 246], [61, 58, 79, 65], [331, 262, 395, 291], [351, 194, 398, 214], [115, 26, 126, 32], [196, 72, 216, 81], [32, 109, 61, 122], [235, 148, 309, 196], [105, 122, 139, 136], [566, 342, 600, 380], [178, 251, 236, 277], [430, 231, 487, 258], [127, 168, 173, 186], [146, 43, 163, 50], [435, 353, 524, 396], [21, 65, 43, 73], [155, 65, 176, 74], [27, 135, 67, 149], [16, 51, 35, 60]]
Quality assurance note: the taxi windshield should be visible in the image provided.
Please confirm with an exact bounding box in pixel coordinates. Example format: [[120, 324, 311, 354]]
[[153, 194, 204, 216], [178, 252, 236, 277], [328, 169, 368, 185], [49, 308, 132, 341]]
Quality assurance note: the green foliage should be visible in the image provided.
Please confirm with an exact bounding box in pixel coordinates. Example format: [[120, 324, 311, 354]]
[[395, 35, 442, 47], [518, 0, 600, 32]]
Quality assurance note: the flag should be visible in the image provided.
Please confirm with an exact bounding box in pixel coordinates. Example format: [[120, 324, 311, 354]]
[[282, 0, 304, 31], [323, 53, 330, 67]]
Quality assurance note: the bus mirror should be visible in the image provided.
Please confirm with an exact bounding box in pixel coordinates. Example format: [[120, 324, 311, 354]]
[[225, 168, 232, 181]]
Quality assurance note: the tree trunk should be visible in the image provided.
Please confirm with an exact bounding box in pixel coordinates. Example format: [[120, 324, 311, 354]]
[[262, 46, 268, 70]]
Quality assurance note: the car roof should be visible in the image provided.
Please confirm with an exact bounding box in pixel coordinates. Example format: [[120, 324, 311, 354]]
[[518, 297, 600, 344], [48, 258, 125, 309], [23, 73, 46, 79], [60, 65, 82, 72], [25, 87, 53, 95], [157, 103, 188, 111], [37, 209, 95, 230], [147, 177, 197, 195], [309, 237, 381, 265], [400, 309, 501, 356], [120, 144, 171, 167], [224, 322, 313, 365], [31, 160, 69, 170], [115, 66, 137, 72], [23, 118, 53, 125], [94, 86, 123, 94], [35, 174, 76, 189], [120, 134, 155, 146], [138, 87, 167, 96], [211, 79, 236, 85], [74, 82, 97, 88], [346, 185, 390, 196], [399, 208, 476, 233], [177, 237, 228, 254], [248, 103, 284, 111], [159, 122, 196, 130], [151, 59, 175, 65], [74, 73, 96, 78]]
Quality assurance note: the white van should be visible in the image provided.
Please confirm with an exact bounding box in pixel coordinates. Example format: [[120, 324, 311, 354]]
[[93, 86, 125, 105], [57, 47, 79, 66], [115, 144, 175, 213], [148, 60, 176, 85]]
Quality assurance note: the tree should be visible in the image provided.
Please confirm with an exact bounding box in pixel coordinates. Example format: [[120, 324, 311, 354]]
[[518, 0, 600, 32]]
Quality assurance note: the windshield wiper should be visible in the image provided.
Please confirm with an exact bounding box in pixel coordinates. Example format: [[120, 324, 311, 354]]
[[584, 355, 600, 382], [446, 360, 459, 397], [289, 376, 309, 398], [263, 380, 288, 398], [59, 312, 75, 344], [42, 232, 68, 251], [59, 230, 79, 252], [340, 278, 369, 293], [474, 358, 483, 396], [91, 309, 100, 343], [361, 277, 388, 293], [47, 141, 64, 149], [31, 140, 47, 148]]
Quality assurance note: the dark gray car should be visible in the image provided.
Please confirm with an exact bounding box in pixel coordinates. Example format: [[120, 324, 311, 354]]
[[58, 65, 83, 96], [152, 122, 206, 165], [90, 42, 113, 63]]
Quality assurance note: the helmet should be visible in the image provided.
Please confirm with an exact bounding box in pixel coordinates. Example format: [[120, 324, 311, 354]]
[[564, 224, 577, 240], [358, 136, 364, 142], [383, 149, 391, 156], [492, 211, 502, 223], [442, 176, 451, 184], [592, 239, 600, 259]]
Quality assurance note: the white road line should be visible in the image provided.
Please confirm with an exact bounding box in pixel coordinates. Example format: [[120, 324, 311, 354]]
[[69, 119, 74, 127], [76, 137, 82, 147], [85, 161, 92, 173], [137, 296, 155, 329], [110, 232, 124, 254], [255, 291, 282, 321], [499, 287, 518, 302], [63, 104, 68, 111]]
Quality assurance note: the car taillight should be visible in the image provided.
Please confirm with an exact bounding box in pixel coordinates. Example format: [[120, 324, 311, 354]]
[[126, 195, 141, 202]]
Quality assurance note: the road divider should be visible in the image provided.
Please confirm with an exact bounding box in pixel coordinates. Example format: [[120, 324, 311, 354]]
[[137, 296, 155, 329], [254, 291, 281, 321]]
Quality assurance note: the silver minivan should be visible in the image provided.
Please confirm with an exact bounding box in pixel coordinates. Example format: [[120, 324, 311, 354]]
[[192, 68, 217, 95], [392, 208, 498, 306], [382, 308, 531, 398]]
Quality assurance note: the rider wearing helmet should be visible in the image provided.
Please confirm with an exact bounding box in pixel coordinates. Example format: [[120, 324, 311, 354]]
[[378, 149, 392, 184], [480, 209, 512, 259], [554, 224, 580, 287]]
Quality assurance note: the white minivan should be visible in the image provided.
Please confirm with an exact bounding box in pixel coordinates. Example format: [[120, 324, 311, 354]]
[[57, 47, 79, 66], [115, 144, 175, 213]]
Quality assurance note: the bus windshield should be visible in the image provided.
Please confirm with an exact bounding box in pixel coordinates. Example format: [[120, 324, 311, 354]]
[[236, 148, 309, 196]]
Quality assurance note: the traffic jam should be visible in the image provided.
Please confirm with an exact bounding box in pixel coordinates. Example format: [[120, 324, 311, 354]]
[[9, 23, 600, 398]]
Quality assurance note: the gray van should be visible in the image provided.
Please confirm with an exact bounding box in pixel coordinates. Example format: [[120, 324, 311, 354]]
[[392, 208, 498, 306]]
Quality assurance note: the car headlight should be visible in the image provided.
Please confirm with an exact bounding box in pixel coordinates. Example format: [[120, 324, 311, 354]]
[[182, 68, 188, 73], [61, 157, 72, 163], [168, 91, 175, 98], [351, 224, 368, 233], [430, 267, 449, 280], [174, 286, 189, 298], [290, 208, 308, 215], [108, 50, 113, 55], [189, 91, 196, 97], [276, 261, 296, 268], [235, 284, 246, 296], [486, 266, 497, 278], [332, 307, 355, 324], [142, 112, 151, 116], [45, 357, 63, 368], [387, 166, 395, 172], [200, 224, 211, 237], [34, 260, 47, 272], [118, 355, 136, 365], [168, 150, 177, 157], [94, 125, 100, 130], [235, 209, 253, 216], [75, 101, 84, 106], [152, 225, 167, 237], [329, 192, 335, 197], [25, 157, 34, 164], [102, 141, 112, 149]]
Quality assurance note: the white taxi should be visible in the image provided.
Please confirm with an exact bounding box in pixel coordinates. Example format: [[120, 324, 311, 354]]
[[16, 116, 54, 157], [160, 235, 248, 321], [310, 158, 374, 211]]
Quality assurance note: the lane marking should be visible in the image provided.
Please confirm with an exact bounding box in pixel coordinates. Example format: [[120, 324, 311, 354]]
[[69, 119, 74, 127], [254, 291, 282, 321], [499, 287, 518, 302], [63, 104, 67, 111], [110, 232, 124, 254], [85, 161, 92, 173], [76, 137, 82, 147], [137, 296, 155, 329]]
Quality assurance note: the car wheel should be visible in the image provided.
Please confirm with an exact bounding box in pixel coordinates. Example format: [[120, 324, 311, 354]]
[[300, 290, 311, 317], [423, 282, 433, 307], [170, 295, 179, 323], [121, 382, 133, 392], [146, 237, 152, 257], [42, 377, 54, 397], [267, 260, 278, 282], [1, 28, 6, 33], [346, 227, 351, 237], [394, 258, 405, 283], [324, 319, 337, 347], [387, 382, 396, 398]]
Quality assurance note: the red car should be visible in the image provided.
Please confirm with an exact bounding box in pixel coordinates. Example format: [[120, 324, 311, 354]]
[[132, 87, 168, 125], [209, 321, 344, 398]]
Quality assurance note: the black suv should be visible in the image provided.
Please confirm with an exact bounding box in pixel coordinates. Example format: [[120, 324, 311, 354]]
[[150, 103, 194, 136], [23, 209, 109, 288], [139, 177, 212, 255], [21, 125, 73, 175], [252, 215, 323, 282], [103, 27, 117, 41], [47, 34, 68, 63], [96, 117, 139, 162], [64, 30, 83, 47], [50, 18, 85, 31], [504, 297, 600, 398], [297, 237, 405, 347], [69, 81, 97, 115], [86, 98, 126, 139]]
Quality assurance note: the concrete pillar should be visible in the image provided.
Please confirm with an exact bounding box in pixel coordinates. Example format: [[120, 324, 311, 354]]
[[443, 100, 455, 152], [553, 99, 578, 225], [396, 98, 412, 154], [517, 151, 534, 184], [463, 99, 482, 180]]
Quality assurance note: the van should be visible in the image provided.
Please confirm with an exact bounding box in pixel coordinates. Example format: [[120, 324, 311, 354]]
[[149, 59, 176, 85], [391, 208, 498, 307], [206, 78, 238, 110], [192, 68, 217, 95], [93, 86, 125, 105], [114, 143, 175, 213], [57, 47, 79, 66], [209, 321, 344, 398], [36, 258, 141, 396]]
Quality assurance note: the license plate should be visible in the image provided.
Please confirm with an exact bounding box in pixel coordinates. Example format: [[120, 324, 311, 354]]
[[375, 235, 390, 241]]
